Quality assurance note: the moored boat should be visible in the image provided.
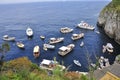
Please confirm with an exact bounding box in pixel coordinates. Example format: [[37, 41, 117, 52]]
[[58, 44, 75, 56], [39, 59, 66, 71], [60, 27, 73, 33], [40, 35, 45, 40], [80, 41, 84, 47], [16, 42, 25, 49], [73, 60, 81, 67], [43, 44, 55, 49], [77, 21, 95, 30], [3, 35, 15, 41], [71, 33, 84, 40], [26, 27, 33, 37], [49, 37, 64, 44], [103, 43, 113, 53], [33, 45, 40, 58]]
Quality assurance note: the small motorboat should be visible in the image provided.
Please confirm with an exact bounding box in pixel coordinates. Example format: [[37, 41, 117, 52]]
[[33, 45, 40, 58], [80, 41, 84, 47], [16, 42, 25, 49], [95, 31, 100, 34], [90, 63, 96, 68], [60, 27, 73, 33], [77, 21, 95, 30], [73, 60, 81, 67], [49, 37, 64, 44], [103, 43, 113, 53], [39, 59, 66, 71], [40, 35, 45, 40], [3, 35, 15, 41], [58, 44, 75, 56], [26, 27, 33, 37], [71, 33, 84, 40], [43, 44, 55, 50]]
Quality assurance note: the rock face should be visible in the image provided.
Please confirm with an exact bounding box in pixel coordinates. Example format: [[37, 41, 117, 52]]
[[97, 2, 120, 44]]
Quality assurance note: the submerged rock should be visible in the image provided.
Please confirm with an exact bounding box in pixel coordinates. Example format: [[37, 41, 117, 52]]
[[97, 1, 120, 44]]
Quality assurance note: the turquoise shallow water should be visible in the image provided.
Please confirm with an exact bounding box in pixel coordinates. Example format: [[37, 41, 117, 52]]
[[0, 1, 120, 72]]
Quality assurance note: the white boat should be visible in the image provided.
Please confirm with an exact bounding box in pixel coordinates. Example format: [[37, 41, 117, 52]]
[[40, 35, 45, 40], [3, 35, 15, 41], [60, 27, 73, 33], [80, 41, 84, 47], [58, 44, 75, 56], [26, 27, 33, 37], [49, 37, 64, 44], [95, 31, 100, 34], [73, 60, 81, 67], [103, 43, 113, 53], [77, 21, 95, 30], [39, 59, 66, 71], [43, 44, 55, 50], [33, 45, 40, 58], [71, 33, 84, 40], [16, 42, 25, 49], [106, 43, 113, 53], [90, 63, 96, 68]]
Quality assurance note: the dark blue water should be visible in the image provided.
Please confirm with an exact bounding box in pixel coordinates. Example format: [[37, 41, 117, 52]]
[[0, 1, 120, 72]]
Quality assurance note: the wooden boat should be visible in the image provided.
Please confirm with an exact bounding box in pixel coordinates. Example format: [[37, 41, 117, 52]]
[[58, 44, 75, 56], [26, 27, 33, 37], [60, 27, 73, 33], [33, 45, 40, 58], [49, 37, 64, 44], [40, 35, 45, 40], [80, 41, 84, 47], [73, 60, 81, 67], [77, 21, 95, 30], [39, 59, 66, 71], [16, 42, 25, 49], [71, 33, 84, 40], [3, 35, 15, 41]]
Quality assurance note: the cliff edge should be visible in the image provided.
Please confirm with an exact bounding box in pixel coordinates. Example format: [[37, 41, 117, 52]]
[[97, 1, 120, 44]]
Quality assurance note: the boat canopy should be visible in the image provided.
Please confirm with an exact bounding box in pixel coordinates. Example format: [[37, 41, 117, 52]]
[[41, 59, 51, 65], [3, 35, 8, 38], [33, 46, 39, 52], [106, 43, 113, 48], [50, 38, 56, 40], [59, 46, 69, 51], [73, 34, 78, 36]]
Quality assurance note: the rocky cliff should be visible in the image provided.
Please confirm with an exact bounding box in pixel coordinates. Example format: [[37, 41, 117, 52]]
[[97, 2, 120, 44]]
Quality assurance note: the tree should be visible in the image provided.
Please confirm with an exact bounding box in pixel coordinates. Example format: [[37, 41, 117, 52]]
[[0, 42, 10, 70]]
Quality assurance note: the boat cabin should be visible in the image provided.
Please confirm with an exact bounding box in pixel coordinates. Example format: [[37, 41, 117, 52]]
[[72, 34, 78, 38], [59, 46, 70, 53]]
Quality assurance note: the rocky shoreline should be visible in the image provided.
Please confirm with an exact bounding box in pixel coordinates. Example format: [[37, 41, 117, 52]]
[[97, 1, 120, 45]]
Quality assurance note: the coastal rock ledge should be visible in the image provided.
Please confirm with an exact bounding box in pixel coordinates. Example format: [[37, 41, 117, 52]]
[[97, 1, 120, 44]]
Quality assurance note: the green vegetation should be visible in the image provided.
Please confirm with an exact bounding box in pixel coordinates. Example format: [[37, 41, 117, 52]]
[[0, 42, 10, 70], [0, 57, 90, 80], [101, 0, 120, 13]]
